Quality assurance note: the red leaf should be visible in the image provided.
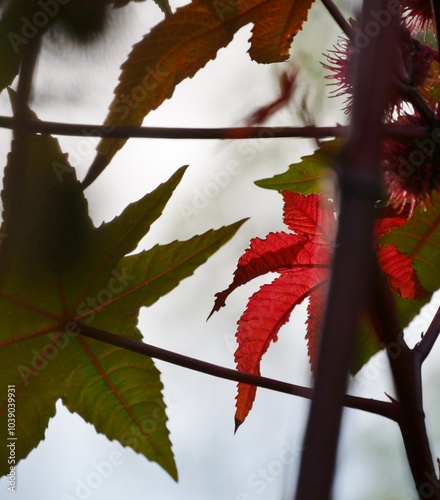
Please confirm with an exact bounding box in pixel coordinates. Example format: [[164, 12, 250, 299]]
[[212, 191, 427, 428], [245, 70, 297, 126], [375, 205, 410, 238], [234, 267, 328, 429], [210, 231, 331, 316], [376, 245, 428, 300], [210, 232, 302, 316], [306, 286, 328, 374], [282, 191, 334, 242]]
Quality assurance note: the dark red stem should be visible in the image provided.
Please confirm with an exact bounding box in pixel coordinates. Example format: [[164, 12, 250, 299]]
[[320, 0, 354, 38], [294, 2, 399, 498], [370, 258, 440, 499], [73, 322, 399, 421], [0, 115, 430, 140]]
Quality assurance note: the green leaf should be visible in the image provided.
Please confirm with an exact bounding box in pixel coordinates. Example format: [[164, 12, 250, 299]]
[[351, 295, 429, 374], [255, 139, 340, 194], [61, 338, 177, 477], [0, 112, 244, 478], [83, 0, 314, 186], [381, 192, 440, 293], [76, 223, 247, 333], [0, 1, 172, 94], [0, 1, 52, 92], [350, 197, 440, 373]]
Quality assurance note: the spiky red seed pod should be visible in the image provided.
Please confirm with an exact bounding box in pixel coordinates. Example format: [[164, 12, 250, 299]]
[[382, 114, 440, 214], [322, 37, 354, 113], [401, 0, 434, 34], [323, 25, 437, 114]]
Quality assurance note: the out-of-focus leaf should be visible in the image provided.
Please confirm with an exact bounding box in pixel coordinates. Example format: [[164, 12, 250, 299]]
[[255, 139, 340, 194], [83, 0, 314, 187], [0, 1, 54, 92]]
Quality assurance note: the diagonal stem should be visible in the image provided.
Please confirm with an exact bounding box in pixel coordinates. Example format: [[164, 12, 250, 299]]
[[417, 304, 440, 363], [370, 257, 440, 499], [320, 0, 354, 38], [72, 322, 400, 421], [398, 83, 439, 128]]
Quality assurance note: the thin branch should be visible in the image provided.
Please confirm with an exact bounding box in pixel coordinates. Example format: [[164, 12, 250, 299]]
[[0, 115, 429, 140], [397, 83, 439, 128], [370, 257, 440, 498], [0, 117, 346, 139], [417, 305, 440, 362], [73, 322, 399, 421], [320, 0, 354, 38]]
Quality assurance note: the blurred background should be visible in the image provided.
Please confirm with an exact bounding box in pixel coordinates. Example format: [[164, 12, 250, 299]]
[[1, 0, 440, 498]]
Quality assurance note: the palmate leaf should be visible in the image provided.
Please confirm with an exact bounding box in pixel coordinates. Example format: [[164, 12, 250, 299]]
[[0, 127, 245, 478], [0, 1, 52, 92], [255, 139, 341, 194], [83, 0, 315, 186], [0, 1, 170, 93], [212, 192, 427, 427]]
